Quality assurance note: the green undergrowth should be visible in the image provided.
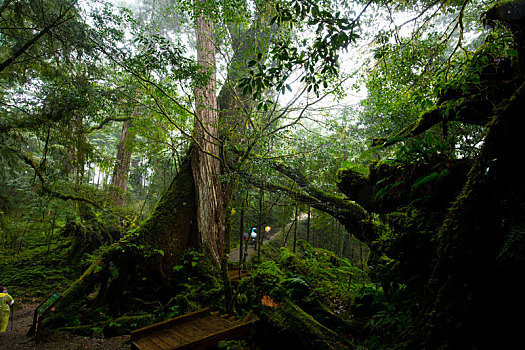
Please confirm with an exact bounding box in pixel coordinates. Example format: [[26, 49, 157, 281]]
[[0, 222, 83, 303], [236, 240, 377, 349], [42, 247, 225, 338]]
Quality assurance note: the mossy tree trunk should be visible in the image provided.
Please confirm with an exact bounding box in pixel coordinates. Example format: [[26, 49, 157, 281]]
[[410, 7, 525, 347], [44, 156, 200, 329], [415, 79, 525, 349], [46, 1, 279, 331]]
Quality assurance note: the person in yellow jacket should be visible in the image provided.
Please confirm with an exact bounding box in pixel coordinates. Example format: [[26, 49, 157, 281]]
[[0, 285, 14, 332]]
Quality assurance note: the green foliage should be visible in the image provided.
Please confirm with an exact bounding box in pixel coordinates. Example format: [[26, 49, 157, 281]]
[[340, 161, 370, 177], [172, 249, 200, 272], [0, 223, 80, 301], [239, 0, 361, 99], [162, 294, 198, 320], [217, 339, 248, 350], [240, 240, 370, 320], [411, 169, 450, 190], [165, 249, 223, 313], [393, 133, 454, 165], [250, 260, 286, 299]]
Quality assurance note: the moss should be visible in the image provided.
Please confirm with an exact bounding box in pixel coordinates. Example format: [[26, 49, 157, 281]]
[[44, 155, 207, 332], [335, 168, 369, 199], [251, 260, 286, 300], [103, 314, 155, 337], [63, 217, 119, 265], [163, 294, 198, 317], [42, 244, 123, 330], [278, 247, 308, 275], [122, 155, 198, 275]]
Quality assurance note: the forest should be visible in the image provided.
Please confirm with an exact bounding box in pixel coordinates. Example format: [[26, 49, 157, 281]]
[[1, 0, 524, 349]]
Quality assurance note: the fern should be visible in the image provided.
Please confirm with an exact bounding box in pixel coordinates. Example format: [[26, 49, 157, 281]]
[[412, 169, 450, 189], [498, 225, 525, 262]]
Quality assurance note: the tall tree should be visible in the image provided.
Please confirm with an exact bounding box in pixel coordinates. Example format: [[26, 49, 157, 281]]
[[192, 0, 224, 267], [110, 117, 135, 207]]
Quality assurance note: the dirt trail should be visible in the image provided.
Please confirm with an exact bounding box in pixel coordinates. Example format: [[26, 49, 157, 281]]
[[0, 304, 129, 349], [229, 229, 279, 263], [230, 215, 309, 263]]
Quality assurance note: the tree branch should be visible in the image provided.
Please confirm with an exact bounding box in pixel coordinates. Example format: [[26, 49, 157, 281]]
[[0, 0, 77, 73], [11, 147, 101, 208], [86, 116, 133, 133], [372, 95, 498, 148], [240, 161, 375, 243]]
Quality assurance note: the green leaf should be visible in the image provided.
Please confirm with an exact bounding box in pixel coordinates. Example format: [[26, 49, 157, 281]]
[[340, 161, 369, 176]]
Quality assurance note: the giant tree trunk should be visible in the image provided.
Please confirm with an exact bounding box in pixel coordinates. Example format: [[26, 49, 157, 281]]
[[192, 0, 224, 268], [43, 0, 278, 333], [110, 118, 134, 207]]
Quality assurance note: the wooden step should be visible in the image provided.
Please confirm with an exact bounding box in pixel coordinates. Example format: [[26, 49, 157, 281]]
[[131, 308, 258, 350]]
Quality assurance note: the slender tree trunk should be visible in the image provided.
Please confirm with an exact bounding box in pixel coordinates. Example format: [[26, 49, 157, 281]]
[[350, 236, 355, 265], [111, 118, 134, 207], [45, 212, 57, 259], [306, 205, 311, 243], [360, 244, 365, 269], [338, 224, 344, 257], [257, 187, 264, 260], [96, 169, 101, 188], [293, 203, 298, 253], [192, 1, 224, 268], [239, 191, 247, 267]]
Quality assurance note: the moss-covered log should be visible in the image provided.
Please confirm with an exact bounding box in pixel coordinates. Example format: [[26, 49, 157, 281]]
[[257, 298, 351, 350], [337, 158, 472, 214]]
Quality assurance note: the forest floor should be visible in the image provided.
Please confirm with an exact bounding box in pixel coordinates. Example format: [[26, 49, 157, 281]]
[[0, 303, 130, 350], [0, 220, 301, 349]]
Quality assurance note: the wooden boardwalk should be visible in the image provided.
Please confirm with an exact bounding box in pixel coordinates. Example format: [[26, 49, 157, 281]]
[[131, 308, 257, 350]]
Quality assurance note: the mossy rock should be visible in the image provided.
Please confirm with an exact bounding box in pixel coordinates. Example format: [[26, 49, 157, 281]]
[[251, 260, 286, 299]]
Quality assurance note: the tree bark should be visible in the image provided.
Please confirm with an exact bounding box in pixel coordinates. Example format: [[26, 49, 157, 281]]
[[111, 118, 134, 207], [192, 1, 224, 268]]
